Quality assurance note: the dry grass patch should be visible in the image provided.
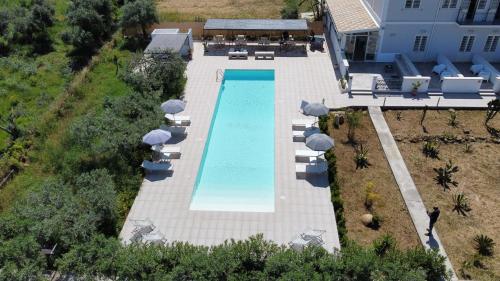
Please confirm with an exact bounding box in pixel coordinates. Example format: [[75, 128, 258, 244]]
[[385, 109, 500, 281], [156, 0, 284, 21], [328, 111, 420, 249]]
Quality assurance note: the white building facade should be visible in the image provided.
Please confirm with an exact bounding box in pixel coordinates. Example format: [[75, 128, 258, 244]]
[[326, 0, 500, 63]]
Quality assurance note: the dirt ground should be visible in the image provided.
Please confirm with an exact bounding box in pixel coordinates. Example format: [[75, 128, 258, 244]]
[[385, 110, 500, 281], [328, 111, 420, 249], [156, 0, 284, 21]]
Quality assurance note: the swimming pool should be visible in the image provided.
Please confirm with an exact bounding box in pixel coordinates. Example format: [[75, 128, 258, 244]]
[[190, 69, 275, 212]]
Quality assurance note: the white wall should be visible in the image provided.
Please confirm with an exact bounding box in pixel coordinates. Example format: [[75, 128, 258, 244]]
[[325, 13, 349, 77], [362, 0, 386, 23], [378, 23, 500, 62], [401, 76, 431, 93], [441, 77, 483, 93]]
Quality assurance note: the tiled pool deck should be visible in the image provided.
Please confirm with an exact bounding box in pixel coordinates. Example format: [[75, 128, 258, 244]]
[[120, 42, 341, 251]]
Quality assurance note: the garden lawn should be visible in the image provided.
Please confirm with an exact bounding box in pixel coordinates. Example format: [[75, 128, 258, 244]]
[[328, 111, 420, 249], [385, 109, 500, 281]]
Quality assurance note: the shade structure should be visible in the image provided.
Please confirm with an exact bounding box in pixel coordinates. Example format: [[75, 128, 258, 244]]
[[142, 129, 172, 146], [306, 134, 334, 151], [161, 99, 186, 114], [303, 103, 329, 117]]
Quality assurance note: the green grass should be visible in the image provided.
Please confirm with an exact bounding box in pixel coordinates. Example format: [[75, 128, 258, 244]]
[[0, 36, 134, 212], [0, 0, 71, 150]]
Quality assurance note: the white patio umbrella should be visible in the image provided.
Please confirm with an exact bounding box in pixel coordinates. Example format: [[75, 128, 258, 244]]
[[161, 99, 186, 114], [303, 103, 329, 117], [306, 133, 334, 152], [142, 129, 172, 146]]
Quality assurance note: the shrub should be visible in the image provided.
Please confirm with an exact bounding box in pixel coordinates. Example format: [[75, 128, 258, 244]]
[[354, 144, 369, 169], [120, 0, 158, 40], [281, 0, 299, 19], [433, 160, 459, 190], [452, 192, 471, 216], [364, 181, 379, 211], [423, 140, 440, 159], [346, 110, 361, 143], [373, 234, 396, 256], [448, 109, 458, 127], [473, 234, 495, 256]]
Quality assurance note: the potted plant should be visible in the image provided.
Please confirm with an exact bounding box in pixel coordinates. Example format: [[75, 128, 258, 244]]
[[411, 81, 422, 96]]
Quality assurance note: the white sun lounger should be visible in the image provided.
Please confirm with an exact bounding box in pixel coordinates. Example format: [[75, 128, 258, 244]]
[[160, 124, 188, 136], [295, 150, 324, 163], [151, 145, 181, 159], [142, 231, 167, 245], [228, 48, 248, 60], [292, 119, 315, 130], [165, 114, 191, 126], [293, 127, 320, 142], [141, 160, 173, 172], [295, 162, 328, 179]]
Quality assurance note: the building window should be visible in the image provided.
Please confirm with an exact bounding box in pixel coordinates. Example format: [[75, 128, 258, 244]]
[[484, 35, 499, 52], [459, 35, 475, 52], [405, 0, 421, 8], [442, 0, 458, 8], [477, 0, 487, 10], [413, 35, 428, 52]]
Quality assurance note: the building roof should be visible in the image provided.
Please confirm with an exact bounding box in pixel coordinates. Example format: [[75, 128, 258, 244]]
[[326, 0, 378, 33], [204, 19, 308, 31], [145, 34, 189, 54]]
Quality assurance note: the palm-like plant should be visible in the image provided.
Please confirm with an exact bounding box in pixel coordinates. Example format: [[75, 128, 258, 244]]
[[423, 140, 439, 159], [473, 234, 495, 256], [354, 144, 369, 169], [433, 160, 459, 190], [452, 192, 471, 216]]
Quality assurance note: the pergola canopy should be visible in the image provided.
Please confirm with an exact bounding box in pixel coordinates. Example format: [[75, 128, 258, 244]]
[[204, 19, 309, 32]]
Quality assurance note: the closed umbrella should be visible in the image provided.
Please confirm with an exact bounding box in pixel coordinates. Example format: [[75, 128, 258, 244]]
[[142, 129, 172, 146], [306, 134, 334, 152], [303, 103, 329, 117], [161, 99, 186, 114]]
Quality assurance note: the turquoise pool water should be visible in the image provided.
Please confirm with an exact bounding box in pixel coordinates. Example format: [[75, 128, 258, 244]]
[[190, 69, 275, 212]]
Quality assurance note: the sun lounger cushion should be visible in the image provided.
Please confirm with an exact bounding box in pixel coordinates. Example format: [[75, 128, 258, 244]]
[[295, 150, 322, 158], [292, 119, 315, 130], [432, 64, 447, 74], [470, 64, 484, 75], [293, 128, 320, 141], [440, 71, 453, 80], [478, 70, 491, 81]]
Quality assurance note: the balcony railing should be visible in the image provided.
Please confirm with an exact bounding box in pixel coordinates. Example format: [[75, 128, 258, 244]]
[[456, 9, 500, 25]]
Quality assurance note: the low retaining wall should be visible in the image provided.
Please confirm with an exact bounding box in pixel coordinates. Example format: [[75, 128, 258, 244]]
[[441, 77, 483, 93]]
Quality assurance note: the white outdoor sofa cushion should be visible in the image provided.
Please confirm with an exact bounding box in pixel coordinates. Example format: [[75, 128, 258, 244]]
[[432, 64, 447, 74], [470, 64, 484, 75]]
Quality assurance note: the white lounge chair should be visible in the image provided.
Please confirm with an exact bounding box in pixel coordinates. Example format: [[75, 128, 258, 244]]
[[301, 229, 326, 242], [289, 235, 323, 251], [141, 160, 173, 172], [293, 127, 320, 142], [295, 162, 328, 179], [295, 150, 324, 163], [160, 124, 188, 136], [142, 231, 167, 245], [165, 114, 191, 126], [151, 145, 181, 159], [228, 48, 248, 60], [292, 119, 315, 130], [255, 51, 275, 60]]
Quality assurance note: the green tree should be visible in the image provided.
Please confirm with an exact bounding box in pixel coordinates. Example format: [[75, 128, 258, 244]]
[[120, 0, 158, 40], [64, 0, 114, 62]]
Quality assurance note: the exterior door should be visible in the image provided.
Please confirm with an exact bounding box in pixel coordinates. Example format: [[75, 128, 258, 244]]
[[353, 36, 367, 61], [466, 0, 478, 20]]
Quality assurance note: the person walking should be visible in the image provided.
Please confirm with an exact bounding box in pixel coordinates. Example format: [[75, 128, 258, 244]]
[[425, 206, 440, 236]]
